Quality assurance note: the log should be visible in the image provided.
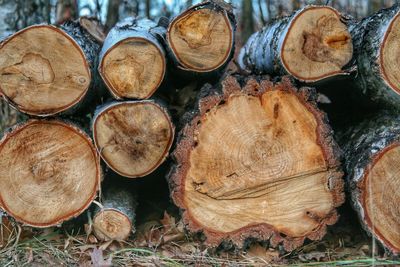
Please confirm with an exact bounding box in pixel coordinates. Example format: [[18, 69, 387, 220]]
[[338, 113, 400, 254], [238, 6, 353, 82], [169, 76, 344, 250], [0, 119, 101, 227], [98, 18, 166, 100], [350, 4, 400, 108], [92, 101, 174, 178], [166, 0, 236, 73], [93, 186, 138, 241], [0, 20, 101, 116]]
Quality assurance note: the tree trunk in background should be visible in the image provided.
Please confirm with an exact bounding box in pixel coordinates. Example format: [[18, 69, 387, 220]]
[[266, 0, 272, 21], [292, 0, 300, 11], [241, 0, 254, 43], [146, 0, 151, 18], [369, 0, 381, 14], [105, 0, 120, 31], [258, 0, 265, 25], [56, 0, 78, 25]]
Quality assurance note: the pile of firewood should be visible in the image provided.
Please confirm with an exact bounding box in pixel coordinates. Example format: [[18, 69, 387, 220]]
[[0, 1, 399, 255]]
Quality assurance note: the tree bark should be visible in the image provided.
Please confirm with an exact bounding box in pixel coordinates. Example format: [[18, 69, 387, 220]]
[[350, 4, 400, 109], [338, 113, 400, 254], [169, 75, 344, 251], [105, 0, 120, 31], [56, 0, 78, 25], [99, 18, 166, 100], [0, 20, 102, 116], [166, 0, 236, 73], [92, 100, 174, 178], [241, 0, 254, 43], [93, 186, 138, 241], [0, 119, 101, 227], [238, 5, 353, 83]]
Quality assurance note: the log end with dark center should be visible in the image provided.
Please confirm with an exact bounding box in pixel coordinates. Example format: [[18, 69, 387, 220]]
[[282, 6, 352, 82], [167, 6, 234, 72], [0, 120, 101, 227], [170, 76, 344, 250], [93, 101, 174, 178], [99, 38, 165, 99], [0, 25, 91, 116]]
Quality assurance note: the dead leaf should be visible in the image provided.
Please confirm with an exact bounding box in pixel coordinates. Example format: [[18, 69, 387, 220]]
[[298, 251, 326, 262], [90, 248, 112, 267]]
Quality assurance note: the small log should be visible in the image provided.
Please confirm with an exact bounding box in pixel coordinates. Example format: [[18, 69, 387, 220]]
[[92, 101, 174, 178], [99, 18, 166, 99], [238, 6, 353, 82], [93, 186, 138, 241], [338, 113, 400, 254], [350, 4, 400, 108], [166, 0, 236, 73], [0, 20, 100, 116], [0, 120, 101, 227], [169, 76, 344, 250]]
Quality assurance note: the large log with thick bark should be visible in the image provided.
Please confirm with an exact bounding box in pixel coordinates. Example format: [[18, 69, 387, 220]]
[[0, 120, 101, 227], [93, 186, 138, 241], [166, 0, 236, 73], [338, 114, 400, 255], [0, 20, 101, 116], [238, 6, 353, 83], [92, 101, 174, 178], [350, 4, 400, 108], [169, 76, 344, 250], [99, 18, 166, 99]]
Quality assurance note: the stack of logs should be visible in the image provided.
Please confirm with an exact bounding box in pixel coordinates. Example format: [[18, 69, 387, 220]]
[[0, 1, 399, 255]]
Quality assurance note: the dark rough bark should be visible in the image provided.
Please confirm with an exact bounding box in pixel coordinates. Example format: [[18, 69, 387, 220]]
[[350, 4, 400, 109], [337, 113, 400, 254], [168, 75, 344, 251], [98, 18, 166, 100], [166, 0, 236, 73], [238, 5, 353, 83], [93, 186, 138, 241]]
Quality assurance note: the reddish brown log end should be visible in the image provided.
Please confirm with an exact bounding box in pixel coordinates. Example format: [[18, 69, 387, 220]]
[[380, 12, 400, 95], [93, 101, 174, 178], [282, 6, 352, 81], [0, 25, 91, 116], [167, 3, 234, 72], [358, 143, 400, 254], [170, 76, 344, 250], [99, 38, 165, 99], [0, 120, 101, 227]]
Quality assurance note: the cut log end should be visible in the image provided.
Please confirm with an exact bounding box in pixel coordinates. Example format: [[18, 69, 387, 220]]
[[380, 12, 400, 95], [0, 25, 91, 116], [282, 6, 352, 81], [0, 120, 100, 227], [100, 38, 165, 99], [168, 7, 233, 72], [361, 144, 400, 253], [171, 76, 344, 250], [93, 101, 174, 178], [93, 208, 133, 241]]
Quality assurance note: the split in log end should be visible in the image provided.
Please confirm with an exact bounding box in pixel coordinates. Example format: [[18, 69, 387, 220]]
[[167, 5, 234, 72], [99, 38, 165, 99], [93, 101, 174, 178], [171, 76, 344, 250], [0, 120, 100, 227], [93, 208, 133, 241], [360, 143, 400, 254], [0, 25, 91, 116], [282, 6, 352, 81]]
